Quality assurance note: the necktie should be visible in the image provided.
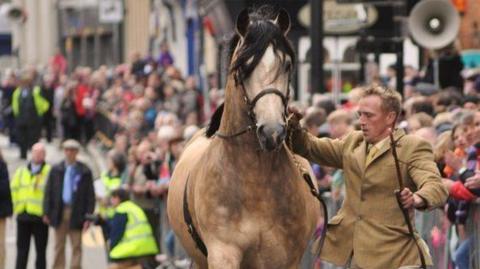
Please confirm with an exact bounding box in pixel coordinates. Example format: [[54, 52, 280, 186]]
[[366, 145, 378, 165], [62, 166, 74, 205]]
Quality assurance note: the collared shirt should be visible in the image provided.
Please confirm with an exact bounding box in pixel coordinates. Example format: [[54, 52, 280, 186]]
[[30, 163, 41, 174], [62, 164, 76, 205]]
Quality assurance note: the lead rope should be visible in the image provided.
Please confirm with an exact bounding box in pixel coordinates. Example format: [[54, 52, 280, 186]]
[[389, 128, 427, 269], [286, 114, 328, 258]]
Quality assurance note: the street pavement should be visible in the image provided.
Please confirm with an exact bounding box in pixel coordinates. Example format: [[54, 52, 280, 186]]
[[1, 135, 107, 269]]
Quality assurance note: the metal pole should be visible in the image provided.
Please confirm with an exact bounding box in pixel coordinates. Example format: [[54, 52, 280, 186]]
[[395, 0, 406, 95], [332, 37, 341, 105], [395, 42, 404, 94], [433, 58, 440, 89], [112, 22, 119, 65], [310, 0, 324, 94], [94, 29, 100, 68]]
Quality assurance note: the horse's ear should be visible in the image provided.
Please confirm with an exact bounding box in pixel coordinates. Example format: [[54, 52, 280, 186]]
[[276, 8, 291, 35], [235, 9, 249, 38]]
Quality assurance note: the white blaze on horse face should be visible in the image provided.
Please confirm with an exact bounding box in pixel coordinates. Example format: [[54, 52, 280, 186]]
[[244, 45, 290, 126]]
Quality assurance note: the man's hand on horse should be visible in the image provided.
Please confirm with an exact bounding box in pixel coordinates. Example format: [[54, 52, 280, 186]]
[[398, 188, 425, 210], [287, 105, 303, 130]]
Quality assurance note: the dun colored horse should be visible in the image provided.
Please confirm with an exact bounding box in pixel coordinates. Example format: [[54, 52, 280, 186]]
[[168, 6, 323, 268]]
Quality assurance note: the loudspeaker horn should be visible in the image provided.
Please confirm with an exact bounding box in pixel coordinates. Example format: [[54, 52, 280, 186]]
[[0, 3, 26, 23], [408, 0, 460, 50]]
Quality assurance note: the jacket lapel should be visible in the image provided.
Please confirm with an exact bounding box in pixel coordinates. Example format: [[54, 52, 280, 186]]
[[366, 129, 406, 169], [352, 140, 367, 174]]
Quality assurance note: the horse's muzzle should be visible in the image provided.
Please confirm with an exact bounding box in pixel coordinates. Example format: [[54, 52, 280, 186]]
[[256, 123, 286, 151]]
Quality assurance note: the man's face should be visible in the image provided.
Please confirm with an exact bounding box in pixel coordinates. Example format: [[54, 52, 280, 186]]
[[31, 144, 45, 164], [110, 196, 120, 207], [357, 95, 395, 144], [64, 148, 78, 163]]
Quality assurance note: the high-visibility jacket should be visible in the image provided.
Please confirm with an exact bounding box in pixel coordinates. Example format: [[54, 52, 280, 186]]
[[10, 164, 51, 217], [98, 172, 122, 218], [12, 86, 50, 117], [109, 201, 158, 259]]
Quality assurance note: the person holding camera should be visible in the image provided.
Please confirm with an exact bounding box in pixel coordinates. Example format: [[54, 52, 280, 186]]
[[43, 139, 95, 269], [106, 189, 158, 269], [10, 143, 50, 269]]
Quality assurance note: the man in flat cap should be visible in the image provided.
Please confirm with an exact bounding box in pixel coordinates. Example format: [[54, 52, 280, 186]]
[[43, 139, 95, 269]]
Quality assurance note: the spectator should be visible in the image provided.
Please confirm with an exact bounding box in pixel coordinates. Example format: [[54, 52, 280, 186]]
[[327, 109, 354, 139], [179, 76, 201, 123], [0, 149, 12, 269], [41, 73, 56, 142], [326, 109, 354, 205], [12, 72, 50, 159], [95, 150, 127, 245], [157, 42, 174, 70], [11, 143, 50, 269], [43, 139, 95, 269], [1, 70, 17, 144], [107, 189, 158, 269], [303, 107, 326, 137], [60, 81, 79, 141], [407, 112, 434, 134], [127, 140, 160, 251], [74, 68, 97, 144], [49, 47, 67, 78]]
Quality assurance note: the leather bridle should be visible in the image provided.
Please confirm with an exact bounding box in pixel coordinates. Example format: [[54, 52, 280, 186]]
[[215, 73, 291, 139]]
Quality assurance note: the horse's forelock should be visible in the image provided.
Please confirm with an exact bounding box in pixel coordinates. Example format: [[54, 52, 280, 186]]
[[229, 16, 295, 83]]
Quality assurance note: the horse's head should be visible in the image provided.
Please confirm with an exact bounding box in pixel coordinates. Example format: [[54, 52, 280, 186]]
[[230, 6, 295, 151]]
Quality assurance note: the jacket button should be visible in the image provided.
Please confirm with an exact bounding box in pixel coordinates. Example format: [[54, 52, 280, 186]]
[[357, 215, 363, 221]]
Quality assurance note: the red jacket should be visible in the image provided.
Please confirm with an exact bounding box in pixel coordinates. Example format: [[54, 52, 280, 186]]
[[75, 84, 90, 117]]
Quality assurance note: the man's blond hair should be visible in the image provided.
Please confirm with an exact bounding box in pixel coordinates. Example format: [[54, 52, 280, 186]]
[[360, 85, 402, 117]]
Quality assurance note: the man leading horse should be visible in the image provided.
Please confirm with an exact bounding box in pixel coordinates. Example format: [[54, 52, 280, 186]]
[[288, 85, 448, 269]]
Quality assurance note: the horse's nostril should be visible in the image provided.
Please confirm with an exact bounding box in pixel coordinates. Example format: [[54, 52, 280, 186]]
[[257, 124, 286, 149], [275, 125, 287, 143]]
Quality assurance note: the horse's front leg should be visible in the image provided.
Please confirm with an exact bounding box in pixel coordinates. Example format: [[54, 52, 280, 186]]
[[207, 242, 242, 269]]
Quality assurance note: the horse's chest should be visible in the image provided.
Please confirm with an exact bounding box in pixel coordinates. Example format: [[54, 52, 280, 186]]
[[203, 183, 310, 254]]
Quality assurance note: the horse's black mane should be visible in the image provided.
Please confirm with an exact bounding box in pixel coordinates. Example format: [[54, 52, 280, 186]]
[[229, 5, 296, 82], [206, 103, 224, 137], [206, 5, 295, 138]]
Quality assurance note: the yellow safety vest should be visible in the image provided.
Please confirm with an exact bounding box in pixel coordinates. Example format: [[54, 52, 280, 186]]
[[12, 86, 50, 117], [10, 164, 51, 217], [109, 201, 159, 259], [98, 172, 122, 219]]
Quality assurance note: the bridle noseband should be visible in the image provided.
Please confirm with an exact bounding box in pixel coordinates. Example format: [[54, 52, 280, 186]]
[[215, 74, 291, 139]]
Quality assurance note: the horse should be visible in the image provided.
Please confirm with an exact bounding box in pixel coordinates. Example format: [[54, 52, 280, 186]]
[[167, 6, 324, 268]]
